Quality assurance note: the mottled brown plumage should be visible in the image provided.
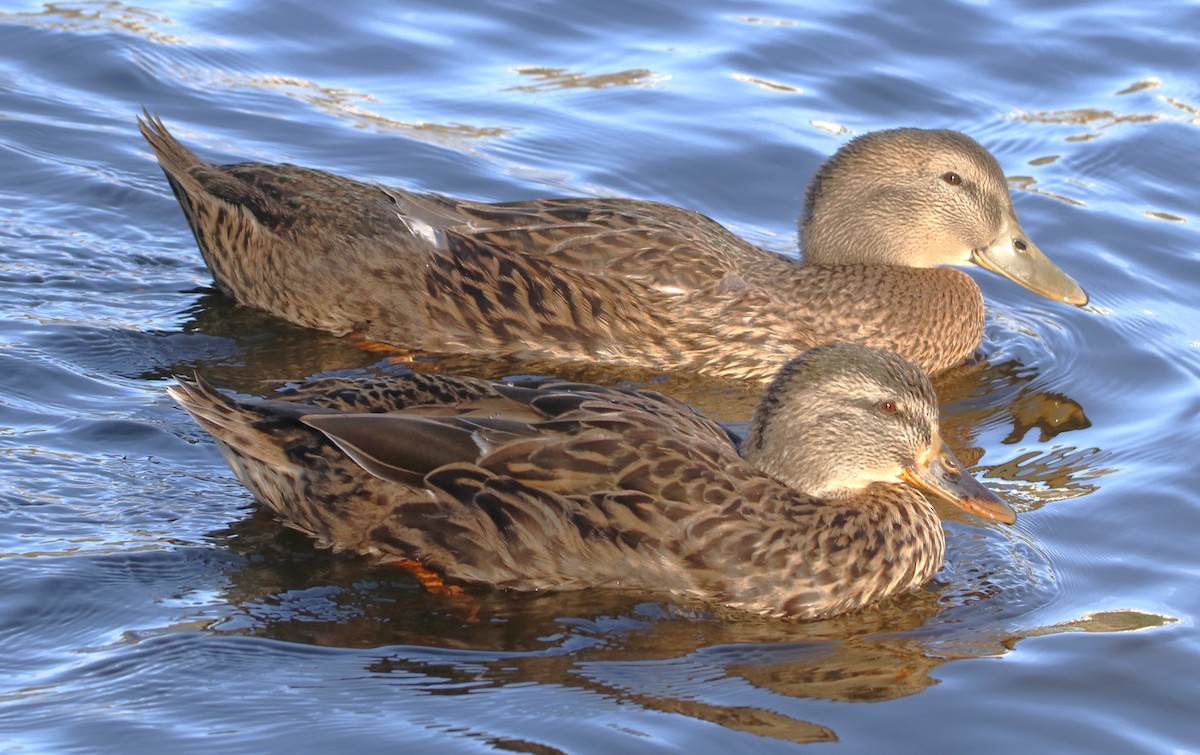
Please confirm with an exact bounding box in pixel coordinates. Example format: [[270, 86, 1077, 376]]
[[140, 113, 1085, 379], [169, 343, 1014, 620]]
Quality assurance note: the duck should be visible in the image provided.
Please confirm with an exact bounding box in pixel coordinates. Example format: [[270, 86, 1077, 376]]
[[140, 113, 1086, 380], [169, 343, 1016, 620]]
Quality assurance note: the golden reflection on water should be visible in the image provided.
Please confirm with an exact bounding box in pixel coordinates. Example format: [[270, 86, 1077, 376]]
[[1003, 390, 1092, 443], [1162, 95, 1200, 124], [0, 1, 186, 45], [1008, 174, 1088, 208], [1143, 210, 1187, 223], [731, 73, 803, 94], [36, 2, 513, 149], [1115, 78, 1162, 95], [507, 66, 663, 93], [1015, 107, 1162, 139], [234, 75, 510, 142], [148, 68, 511, 147], [190, 514, 1174, 747], [1011, 76, 1200, 154]]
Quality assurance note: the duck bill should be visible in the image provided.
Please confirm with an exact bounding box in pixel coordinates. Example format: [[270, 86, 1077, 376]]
[[971, 212, 1088, 306], [900, 435, 1016, 525]]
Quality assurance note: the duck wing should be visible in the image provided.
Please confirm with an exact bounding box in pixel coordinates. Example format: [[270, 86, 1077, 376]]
[[279, 375, 740, 491], [380, 188, 768, 296], [168, 373, 758, 593]]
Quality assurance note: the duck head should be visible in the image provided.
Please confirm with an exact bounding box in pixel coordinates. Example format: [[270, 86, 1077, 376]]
[[800, 128, 1087, 307], [744, 342, 1016, 524]]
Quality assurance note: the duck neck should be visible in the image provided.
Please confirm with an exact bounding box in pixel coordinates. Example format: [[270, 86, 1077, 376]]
[[774, 261, 986, 375]]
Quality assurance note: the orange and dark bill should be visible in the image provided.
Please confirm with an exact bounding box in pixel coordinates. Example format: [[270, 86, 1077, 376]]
[[900, 435, 1016, 525]]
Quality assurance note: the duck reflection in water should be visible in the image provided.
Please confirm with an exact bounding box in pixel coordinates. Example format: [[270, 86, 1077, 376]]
[[203, 512, 1171, 748]]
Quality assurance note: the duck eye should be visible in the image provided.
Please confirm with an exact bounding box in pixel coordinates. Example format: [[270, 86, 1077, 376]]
[[941, 171, 962, 186], [879, 400, 898, 414]]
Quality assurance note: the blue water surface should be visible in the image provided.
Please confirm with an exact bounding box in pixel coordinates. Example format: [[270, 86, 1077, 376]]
[[1, 0, 1198, 751]]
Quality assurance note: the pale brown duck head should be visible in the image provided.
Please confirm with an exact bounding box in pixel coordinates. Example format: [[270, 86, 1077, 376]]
[[743, 342, 1016, 524], [801, 128, 1087, 307]]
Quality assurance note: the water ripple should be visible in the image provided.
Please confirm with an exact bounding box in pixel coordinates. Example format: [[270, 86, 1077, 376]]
[[2, 0, 1200, 750]]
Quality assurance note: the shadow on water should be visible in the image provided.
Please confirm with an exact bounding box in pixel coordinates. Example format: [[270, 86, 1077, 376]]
[[933, 357, 1113, 513], [193, 511, 1169, 747]]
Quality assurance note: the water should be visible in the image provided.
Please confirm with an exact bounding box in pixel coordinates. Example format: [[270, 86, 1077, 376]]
[[1, 0, 1198, 751]]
